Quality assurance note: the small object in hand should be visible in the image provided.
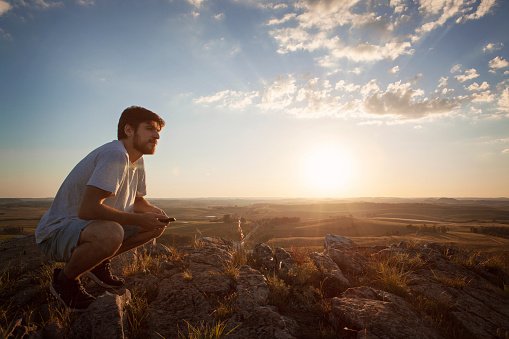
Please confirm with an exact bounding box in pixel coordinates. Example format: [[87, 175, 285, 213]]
[[158, 217, 176, 223]]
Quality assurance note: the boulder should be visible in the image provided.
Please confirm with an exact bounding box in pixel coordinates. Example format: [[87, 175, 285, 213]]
[[70, 290, 131, 339], [330, 286, 441, 339], [252, 243, 275, 271], [324, 234, 354, 251], [309, 252, 350, 296], [274, 247, 296, 276]]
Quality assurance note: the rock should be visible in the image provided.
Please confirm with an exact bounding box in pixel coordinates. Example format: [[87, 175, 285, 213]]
[[188, 261, 233, 294], [309, 252, 350, 296], [274, 247, 296, 276], [235, 265, 269, 313], [327, 248, 367, 275], [139, 241, 174, 257], [147, 273, 212, 338], [330, 286, 441, 339], [70, 290, 131, 339], [197, 237, 234, 251], [229, 306, 297, 339], [324, 234, 354, 251], [252, 243, 275, 271]]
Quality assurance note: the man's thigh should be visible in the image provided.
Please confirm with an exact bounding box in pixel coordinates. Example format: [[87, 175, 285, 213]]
[[38, 218, 94, 262]]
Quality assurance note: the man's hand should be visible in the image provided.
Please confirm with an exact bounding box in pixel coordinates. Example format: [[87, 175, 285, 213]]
[[135, 212, 168, 231]]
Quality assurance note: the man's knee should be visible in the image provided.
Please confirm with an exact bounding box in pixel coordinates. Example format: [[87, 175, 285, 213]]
[[82, 221, 124, 252]]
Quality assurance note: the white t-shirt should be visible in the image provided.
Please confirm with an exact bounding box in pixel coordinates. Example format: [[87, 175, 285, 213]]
[[35, 140, 146, 243]]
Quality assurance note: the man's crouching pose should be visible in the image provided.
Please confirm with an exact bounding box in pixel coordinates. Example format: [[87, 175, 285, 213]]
[[35, 106, 170, 310]]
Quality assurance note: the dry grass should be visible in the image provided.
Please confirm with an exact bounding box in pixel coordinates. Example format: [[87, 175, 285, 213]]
[[286, 260, 319, 286], [267, 274, 290, 310], [211, 294, 236, 320], [125, 291, 149, 337], [373, 260, 411, 296], [431, 270, 469, 289], [177, 320, 238, 339], [182, 270, 193, 282]]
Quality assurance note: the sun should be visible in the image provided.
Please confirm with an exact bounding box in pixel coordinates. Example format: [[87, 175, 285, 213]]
[[301, 145, 355, 196]]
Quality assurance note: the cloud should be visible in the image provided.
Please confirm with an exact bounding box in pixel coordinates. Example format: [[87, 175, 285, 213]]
[[266, 13, 296, 26], [0, 27, 11, 40], [489, 56, 509, 73], [389, 66, 400, 74], [76, 0, 94, 6], [335, 80, 360, 93], [483, 42, 503, 53], [450, 64, 462, 73], [499, 88, 509, 113], [0, 0, 11, 15], [503, 149, 509, 154], [363, 80, 459, 118], [259, 75, 297, 110], [187, 0, 204, 9], [437, 76, 448, 88], [471, 90, 495, 103], [455, 68, 479, 83], [467, 81, 490, 91], [462, 0, 497, 21], [213, 13, 224, 21], [194, 90, 259, 110]]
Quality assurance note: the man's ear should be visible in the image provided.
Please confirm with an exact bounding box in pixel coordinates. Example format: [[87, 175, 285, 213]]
[[124, 124, 134, 137]]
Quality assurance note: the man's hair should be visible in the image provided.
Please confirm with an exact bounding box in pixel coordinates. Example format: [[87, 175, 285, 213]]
[[117, 106, 165, 139]]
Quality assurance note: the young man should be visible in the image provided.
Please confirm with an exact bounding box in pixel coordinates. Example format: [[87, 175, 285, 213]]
[[35, 106, 169, 310]]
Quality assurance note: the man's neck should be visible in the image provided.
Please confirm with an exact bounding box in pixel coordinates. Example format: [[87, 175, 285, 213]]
[[120, 139, 142, 163]]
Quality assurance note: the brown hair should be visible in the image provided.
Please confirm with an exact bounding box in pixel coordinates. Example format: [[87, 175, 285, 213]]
[[117, 106, 165, 139]]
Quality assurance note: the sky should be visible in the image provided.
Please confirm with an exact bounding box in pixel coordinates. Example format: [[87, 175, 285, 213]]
[[0, 0, 508, 199]]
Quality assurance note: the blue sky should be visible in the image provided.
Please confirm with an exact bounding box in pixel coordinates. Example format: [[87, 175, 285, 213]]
[[1, 0, 508, 198]]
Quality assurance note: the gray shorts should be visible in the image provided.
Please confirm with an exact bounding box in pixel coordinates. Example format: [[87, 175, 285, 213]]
[[38, 219, 139, 262]]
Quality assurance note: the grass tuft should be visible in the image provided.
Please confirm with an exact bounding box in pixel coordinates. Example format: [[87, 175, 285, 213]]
[[125, 291, 149, 337], [177, 319, 238, 339]]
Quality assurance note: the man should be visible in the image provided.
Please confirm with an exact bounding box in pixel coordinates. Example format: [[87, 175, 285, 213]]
[[35, 106, 169, 311]]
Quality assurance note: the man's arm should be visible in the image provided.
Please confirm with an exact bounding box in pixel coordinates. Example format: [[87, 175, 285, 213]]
[[78, 186, 166, 230], [133, 196, 168, 216]]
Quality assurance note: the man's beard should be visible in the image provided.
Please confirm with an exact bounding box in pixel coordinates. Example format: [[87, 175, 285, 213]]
[[133, 134, 156, 155]]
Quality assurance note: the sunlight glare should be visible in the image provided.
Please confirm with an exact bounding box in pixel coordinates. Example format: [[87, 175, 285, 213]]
[[301, 145, 355, 196]]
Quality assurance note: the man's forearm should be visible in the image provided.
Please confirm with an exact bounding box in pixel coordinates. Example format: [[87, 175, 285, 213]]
[[133, 197, 163, 214], [79, 202, 140, 226]]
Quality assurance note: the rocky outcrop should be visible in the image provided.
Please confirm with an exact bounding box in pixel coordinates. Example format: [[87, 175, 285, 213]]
[[70, 291, 131, 339], [1, 234, 508, 339], [330, 286, 440, 339]]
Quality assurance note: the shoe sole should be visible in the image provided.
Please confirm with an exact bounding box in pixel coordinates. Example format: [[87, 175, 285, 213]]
[[84, 271, 124, 289], [49, 284, 90, 312]]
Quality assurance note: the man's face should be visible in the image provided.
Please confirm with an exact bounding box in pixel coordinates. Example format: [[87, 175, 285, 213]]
[[133, 121, 161, 155]]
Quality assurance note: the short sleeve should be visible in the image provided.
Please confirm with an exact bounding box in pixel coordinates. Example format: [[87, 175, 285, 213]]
[[136, 157, 147, 197], [87, 150, 128, 195]]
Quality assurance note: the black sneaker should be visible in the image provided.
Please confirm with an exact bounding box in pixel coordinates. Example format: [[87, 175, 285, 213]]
[[85, 259, 125, 288], [50, 268, 95, 311]]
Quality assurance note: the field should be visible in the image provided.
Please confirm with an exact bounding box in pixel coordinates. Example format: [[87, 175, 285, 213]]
[[2, 197, 509, 251]]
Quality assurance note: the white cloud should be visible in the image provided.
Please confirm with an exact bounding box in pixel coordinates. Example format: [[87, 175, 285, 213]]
[[0, 27, 11, 40], [489, 56, 509, 73], [450, 64, 462, 73], [0, 0, 12, 15], [502, 149, 509, 154], [335, 80, 360, 93], [266, 13, 296, 26], [194, 90, 259, 110], [467, 81, 490, 91], [499, 88, 509, 113], [213, 13, 224, 21], [187, 0, 203, 9], [462, 0, 496, 21], [438, 76, 448, 88], [389, 66, 400, 74], [259, 75, 297, 110], [76, 0, 94, 6], [363, 80, 458, 118], [483, 42, 503, 53], [455, 68, 479, 83], [390, 0, 407, 13], [471, 90, 495, 103]]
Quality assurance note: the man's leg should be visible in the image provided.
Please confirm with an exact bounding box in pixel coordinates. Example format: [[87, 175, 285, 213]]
[[112, 227, 165, 257], [63, 220, 124, 279]]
